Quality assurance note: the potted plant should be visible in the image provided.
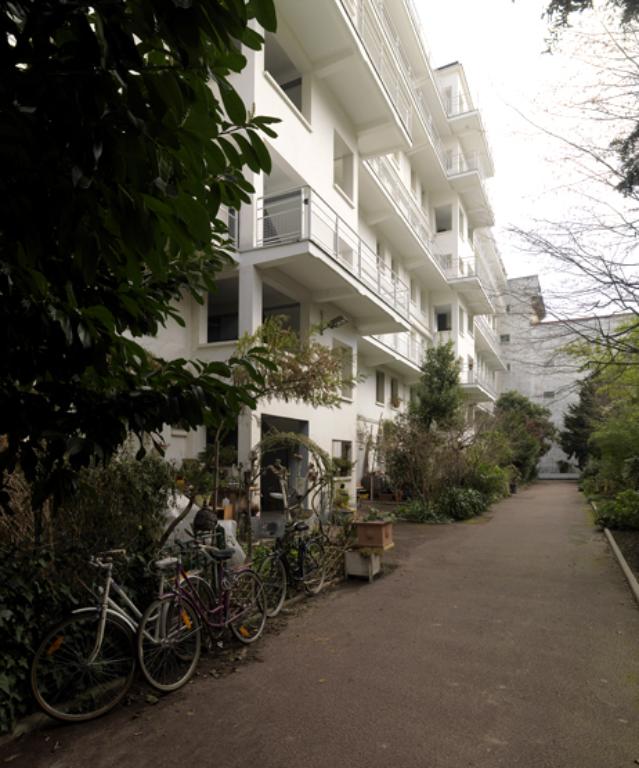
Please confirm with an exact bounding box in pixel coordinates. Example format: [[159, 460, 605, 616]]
[[345, 546, 383, 582], [354, 508, 394, 550]]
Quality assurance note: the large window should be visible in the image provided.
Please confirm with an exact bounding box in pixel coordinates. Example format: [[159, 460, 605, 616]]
[[375, 371, 385, 405], [333, 131, 354, 200], [390, 377, 400, 408], [262, 283, 300, 333], [332, 440, 353, 477], [435, 204, 452, 233], [436, 308, 452, 332], [207, 276, 239, 342], [264, 34, 304, 115], [333, 341, 354, 400]]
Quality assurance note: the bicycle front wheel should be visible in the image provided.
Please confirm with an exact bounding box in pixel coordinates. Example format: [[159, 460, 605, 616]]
[[302, 539, 326, 595], [137, 594, 201, 692], [31, 612, 136, 722], [256, 554, 287, 618], [228, 570, 267, 645]]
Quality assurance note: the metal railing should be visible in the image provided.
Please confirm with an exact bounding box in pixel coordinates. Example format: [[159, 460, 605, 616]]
[[371, 330, 426, 366], [444, 93, 475, 117], [434, 253, 476, 280], [444, 151, 489, 179], [366, 155, 434, 253], [341, 0, 413, 136], [256, 187, 409, 317], [460, 366, 496, 397]]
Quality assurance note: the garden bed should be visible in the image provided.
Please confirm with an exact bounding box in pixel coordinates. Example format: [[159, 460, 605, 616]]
[[610, 530, 639, 580]]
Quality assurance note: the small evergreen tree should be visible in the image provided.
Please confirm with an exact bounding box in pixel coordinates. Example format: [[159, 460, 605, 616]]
[[560, 378, 602, 469], [411, 342, 463, 431]]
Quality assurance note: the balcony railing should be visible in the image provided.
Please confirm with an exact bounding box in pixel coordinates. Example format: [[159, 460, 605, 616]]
[[445, 151, 490, 179], [435, 253, 476, 280], [366, 155, 434, 253], [342, 0, 413, 135], [460, 366, 496, 397], [371, 331, 425, 367], [444, 93, 475, 117], [256, 187, 409, 317], [475, 315, 498, 346]]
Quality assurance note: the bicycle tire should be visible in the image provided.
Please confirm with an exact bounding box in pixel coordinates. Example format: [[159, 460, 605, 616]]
[[137, 593, 201, 692], [256, 554, 287, 618], [228, 570, 267, 645], [31, 611, 136, 722], [302, 538, 326, 595]]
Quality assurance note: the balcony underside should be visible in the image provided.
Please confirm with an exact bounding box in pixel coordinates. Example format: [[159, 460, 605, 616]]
[[460, 381, 496, 403], [448, 171, 495, 228], [448, 276, 494, 315], [359, 335, 423, 382], [275, 0, 410, 155], [243, 241, 409, 335]]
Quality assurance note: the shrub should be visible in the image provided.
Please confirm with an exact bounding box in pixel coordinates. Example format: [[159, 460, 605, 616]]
[[595, 489, 639, 530], [464, 463, 509, 502], [396, 500, 451, 524], [435, 487, 488, 521]]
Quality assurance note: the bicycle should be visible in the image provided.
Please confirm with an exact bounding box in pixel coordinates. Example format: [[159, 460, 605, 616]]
[[30, 549, 143, 722], [137, 541, 266, 692]]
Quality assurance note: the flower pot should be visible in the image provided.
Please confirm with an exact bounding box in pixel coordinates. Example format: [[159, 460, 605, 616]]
[[345, 549, 382, 583], [354, 521, 393, 550], [509, 482, 518, 494]]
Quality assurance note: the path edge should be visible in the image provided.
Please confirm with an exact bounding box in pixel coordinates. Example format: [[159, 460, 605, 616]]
[[603, 527, 639, 607]]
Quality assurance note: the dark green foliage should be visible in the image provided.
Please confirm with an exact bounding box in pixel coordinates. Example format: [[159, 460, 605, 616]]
[[595, 489, 639, 530], [435, 487, 488, 521], [560, 378, 602, 469], [462, 462, 510, 502], [494, 391, 555, 483], [0, 0, 278, 518], [396, 500, 451, 524], [0, 453, 178, 734], [0, 547, 77, 733], [410, 342, 463, 430], [547, 0, 639, 25]]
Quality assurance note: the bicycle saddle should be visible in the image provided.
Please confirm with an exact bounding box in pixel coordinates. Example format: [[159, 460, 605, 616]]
[[288, 521, 309, 532]]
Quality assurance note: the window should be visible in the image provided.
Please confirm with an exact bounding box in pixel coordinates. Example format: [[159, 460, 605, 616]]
[[264, 34, 304, 115], [506, 363, 511, 372], [410, 168, 419, 199], [375, 371, 385, 404], [334, 341, 354, 400], [390, 377, 400, 408], [459, 208, 466, 240], [332, 440, 353, 477], [467, 313, 474, 335], [333, 131, 354, 200], [443, 86, 453, 114], [436, 310, 452, 332], [435, 204, 452, 233], [207, 276, 239, 342], [500, 334, 510, 343], [543, 391, 555, 399], [262, 283, 300, 333], [410, 279, 418, 305], [458, 307, 465, 335]]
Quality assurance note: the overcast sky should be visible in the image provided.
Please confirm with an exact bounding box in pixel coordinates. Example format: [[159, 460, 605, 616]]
[[414, 0, 598, 285]]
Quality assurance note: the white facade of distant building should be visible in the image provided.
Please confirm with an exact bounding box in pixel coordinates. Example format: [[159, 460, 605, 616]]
[[499, 275, 630, 477], [143, 0, 509, 499]]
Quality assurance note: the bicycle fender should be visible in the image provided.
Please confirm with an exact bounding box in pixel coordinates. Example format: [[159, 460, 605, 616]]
[[71, 606, 137, 635]]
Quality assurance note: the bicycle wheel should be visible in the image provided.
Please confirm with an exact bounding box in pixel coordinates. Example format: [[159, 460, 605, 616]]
[[137, 594, 201, 692], [256, 554, 287, 618], [31, 611, 136, 722], [228, 570, 267, 645], [182, 573, 222, 642], [302, 538, 326, 595]]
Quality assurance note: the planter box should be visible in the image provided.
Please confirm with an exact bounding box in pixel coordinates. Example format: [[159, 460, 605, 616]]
[[354, 521, 393, 550], [345, 549, 382, 583]]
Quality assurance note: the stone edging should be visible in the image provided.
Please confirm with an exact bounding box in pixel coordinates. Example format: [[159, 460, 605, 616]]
[[603, 527, 639, 607]]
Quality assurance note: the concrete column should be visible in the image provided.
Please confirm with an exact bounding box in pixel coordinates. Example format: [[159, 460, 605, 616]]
[[239, 171, 264, 252], [238, 263, 263, 336]]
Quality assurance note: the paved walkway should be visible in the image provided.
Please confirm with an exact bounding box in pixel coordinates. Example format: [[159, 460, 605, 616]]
[[4, 481, 639, 767]]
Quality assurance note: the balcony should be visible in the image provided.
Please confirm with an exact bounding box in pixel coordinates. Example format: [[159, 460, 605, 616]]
[[361, 156, 447, 288], [445, 152, 494, 228], [435, 254, 494, 315], [460, 366, 497, 403], [474, 316, 507, 371], [219, 206, 238, 250], [359, 330, 426, 381], [247, 187, 409, 334]]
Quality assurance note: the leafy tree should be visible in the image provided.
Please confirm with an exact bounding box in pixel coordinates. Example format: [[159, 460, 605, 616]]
[[0, 0, 279, 533], [547, 0, 639, 27], [559, 377, 603, 469], [494, 391, 556, 482], [410, 342, 463, 431]]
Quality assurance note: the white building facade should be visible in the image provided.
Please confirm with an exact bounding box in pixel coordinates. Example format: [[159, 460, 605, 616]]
[[144, 0, 508, 499]]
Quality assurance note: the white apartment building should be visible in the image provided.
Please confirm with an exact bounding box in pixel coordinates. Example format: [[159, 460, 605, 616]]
[[144, 0, 509, 502]]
